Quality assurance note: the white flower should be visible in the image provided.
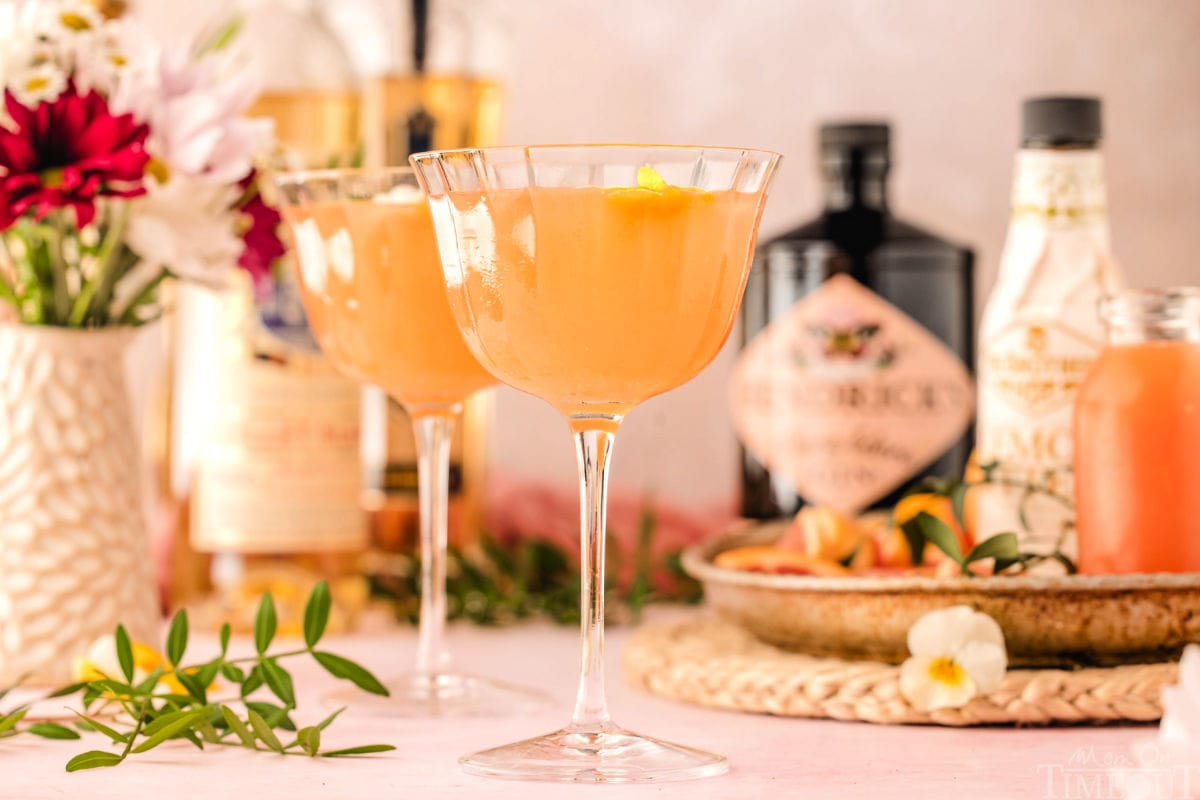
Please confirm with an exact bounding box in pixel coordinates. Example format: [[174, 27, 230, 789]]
[[70, 17, 152, 98], [1160, 645, 1200, 753], [0, 2, 148, 104], [124, 176, 243, 287], [899, 605, 1007, 711], [73, 633, 154, 685], [109, 40, 271, 187], [9, 62, 67, 106], [0, 5, 57, 95], [49, 2, 105, 36], [1099, 646, 1200, 800], [0, 1, 103, 82]]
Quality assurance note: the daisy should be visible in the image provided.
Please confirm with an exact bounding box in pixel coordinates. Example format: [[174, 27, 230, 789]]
[[8, 62, 68, 107]]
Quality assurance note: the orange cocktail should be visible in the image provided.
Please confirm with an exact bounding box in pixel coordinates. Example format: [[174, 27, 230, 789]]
[[413, 146, 780, 783], [443, 182, 763, 423], [271, 168, 540, 718], [282, 199, 494, 410], [1074, 289, 1200, 574]]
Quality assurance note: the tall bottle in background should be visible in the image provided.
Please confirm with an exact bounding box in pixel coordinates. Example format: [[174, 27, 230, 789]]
[[358, 0, 506, 563], [975, 97, 1123, 561], [182, 0, 367, 630], [241, 0, 361, 169], [360, 0, 505, 162], [732, 123, 976, 519]]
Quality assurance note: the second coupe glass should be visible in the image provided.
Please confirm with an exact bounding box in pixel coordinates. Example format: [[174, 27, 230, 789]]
[[272, 167, 545, 717]]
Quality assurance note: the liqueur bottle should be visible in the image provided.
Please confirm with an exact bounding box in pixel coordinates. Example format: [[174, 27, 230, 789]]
[[183, 0, 368, 631], [732, 122, 976, 519], [358, 0, 505, 562], [240, 0, 361, 170], [975, 97, 1123, 561], [360, 0, 505, 163]]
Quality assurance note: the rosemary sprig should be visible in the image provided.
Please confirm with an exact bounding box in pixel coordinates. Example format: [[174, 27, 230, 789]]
[[0, 582, 395, 771]]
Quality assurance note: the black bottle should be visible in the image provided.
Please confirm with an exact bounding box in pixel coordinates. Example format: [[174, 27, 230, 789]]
[[733, 122, 976, 519]]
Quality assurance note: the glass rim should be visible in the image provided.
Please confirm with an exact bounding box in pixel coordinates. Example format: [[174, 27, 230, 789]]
[[270, 165, 417, 186], [408, 143, 783, 161], [1100, 286, 1200, 323]]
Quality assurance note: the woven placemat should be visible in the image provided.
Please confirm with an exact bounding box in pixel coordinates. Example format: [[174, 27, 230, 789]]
[[623, 616, 1177, 726]]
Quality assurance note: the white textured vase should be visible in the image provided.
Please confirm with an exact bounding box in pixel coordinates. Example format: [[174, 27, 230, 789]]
[[0, 325, 159, 684]]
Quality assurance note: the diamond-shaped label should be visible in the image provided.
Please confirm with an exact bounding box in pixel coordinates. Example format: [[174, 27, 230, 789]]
[[730, 274, 976, 515]]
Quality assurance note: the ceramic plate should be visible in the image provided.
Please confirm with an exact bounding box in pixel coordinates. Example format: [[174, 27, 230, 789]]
[[683, 524, 1200, 666]]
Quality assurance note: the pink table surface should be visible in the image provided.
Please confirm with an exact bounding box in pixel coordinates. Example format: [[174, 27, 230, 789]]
[[3, 607, 1159, 800]]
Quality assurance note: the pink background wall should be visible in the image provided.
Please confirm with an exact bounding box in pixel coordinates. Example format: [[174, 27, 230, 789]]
[[139, 0, 1200, 515]]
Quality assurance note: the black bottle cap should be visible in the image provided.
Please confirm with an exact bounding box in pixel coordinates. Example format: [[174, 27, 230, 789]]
[[1022, 97, 1102, 147], [819, 122, 890, 152]]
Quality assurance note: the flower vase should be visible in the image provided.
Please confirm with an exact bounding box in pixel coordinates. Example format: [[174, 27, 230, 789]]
[[0, 324, 159, 684]]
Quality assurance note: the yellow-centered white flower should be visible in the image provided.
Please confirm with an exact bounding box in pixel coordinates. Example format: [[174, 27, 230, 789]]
[[73, 633, 158, 686], [10, 62, 67, 107], [899, 605, 1007, 711]]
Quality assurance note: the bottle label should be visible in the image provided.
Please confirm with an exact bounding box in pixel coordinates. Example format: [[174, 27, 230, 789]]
[[1010, 149, 1107, 222], [975, 318, 1101, 555], [191, 359, 367, 554], [981, 319, 1099, 419], [731, 274, 975, 515]]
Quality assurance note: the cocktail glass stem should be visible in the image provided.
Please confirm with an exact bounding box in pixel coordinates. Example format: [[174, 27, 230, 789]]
[[326, 401, 548, 715], [458, 415, 727, 780], [413, 409, 457, 677], [570, 424, 617, 730]]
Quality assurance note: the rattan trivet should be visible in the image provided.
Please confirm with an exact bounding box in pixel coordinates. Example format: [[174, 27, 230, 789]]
[[623, 616, 1176, 726]]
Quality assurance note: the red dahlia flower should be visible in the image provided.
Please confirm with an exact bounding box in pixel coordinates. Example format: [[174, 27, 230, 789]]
[[0, 82, 150, 230], [236, 170, 286, 292]]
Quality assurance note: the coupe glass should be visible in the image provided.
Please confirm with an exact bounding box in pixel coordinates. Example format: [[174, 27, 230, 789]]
[[410, 145, 781, 781], [271, 167, 547, 717]]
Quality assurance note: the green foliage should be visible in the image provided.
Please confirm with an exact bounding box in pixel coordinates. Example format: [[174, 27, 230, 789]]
[[312, 653, 388, 697], [303, 582, 332, 648], [0, 209, 164, 328], [166, 610, 188, 666], [195, 14, 243, 55], [65, 751, 123, 772], [901, 464, 1078, 576], [369, 522, 703, 627], [0, 583, 394, 771], [114, 625, 133, 683], [28, 723, 80, 740], [254, 593, 277, 655]]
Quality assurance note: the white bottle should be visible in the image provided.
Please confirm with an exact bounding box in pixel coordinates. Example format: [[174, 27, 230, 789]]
[[975, 97, 1124, 562]]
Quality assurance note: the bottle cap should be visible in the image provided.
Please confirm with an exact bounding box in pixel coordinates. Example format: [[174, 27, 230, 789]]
[[1022, 97, 1102, 146], [819, 122, 890, 151]]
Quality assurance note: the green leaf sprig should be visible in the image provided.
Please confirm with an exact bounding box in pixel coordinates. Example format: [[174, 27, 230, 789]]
[[898, 463, 1078, 576], [0, 582, 395, 772]]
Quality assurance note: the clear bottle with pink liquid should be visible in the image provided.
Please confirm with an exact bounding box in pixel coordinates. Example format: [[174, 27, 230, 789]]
[[1074, 288, 1200, 574]]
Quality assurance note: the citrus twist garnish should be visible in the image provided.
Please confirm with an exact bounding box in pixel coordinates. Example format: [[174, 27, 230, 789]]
[[604, 166, 713, 208], [637, 166, 667, 191]]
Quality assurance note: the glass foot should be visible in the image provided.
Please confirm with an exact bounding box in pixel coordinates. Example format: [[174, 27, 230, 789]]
[[459, 722, 729, 783], [325, 672, 551, 718]]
